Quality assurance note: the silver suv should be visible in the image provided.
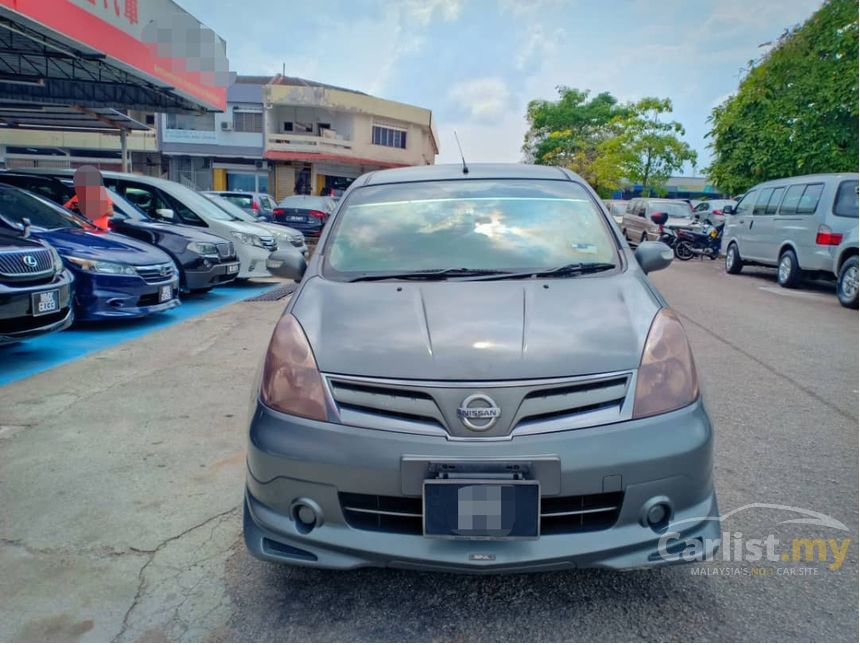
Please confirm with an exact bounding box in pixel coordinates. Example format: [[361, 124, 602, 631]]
[[723, 173, 859, 288], [244, 164, 719, 573]]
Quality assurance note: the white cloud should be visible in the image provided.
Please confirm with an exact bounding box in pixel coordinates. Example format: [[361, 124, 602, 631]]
[[448, 77, 511, 120], [436, 111, 528, 164], [515, 23, 566, 70], [405, 0, 462, 26]]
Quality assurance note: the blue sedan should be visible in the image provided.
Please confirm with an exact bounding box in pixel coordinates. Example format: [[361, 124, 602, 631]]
[[0, 184, 180, 321]]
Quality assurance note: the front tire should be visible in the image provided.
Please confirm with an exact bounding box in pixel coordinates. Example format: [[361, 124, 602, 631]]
[[675, 241, 694, 261], [725, 243, 743, 274], [837, 256, 859, 309], [777, 249, 803, 288]]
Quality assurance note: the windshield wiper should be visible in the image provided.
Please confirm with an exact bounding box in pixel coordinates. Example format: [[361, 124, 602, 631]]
[[468, 262, 617, 281], [346, 268, 512, 282]]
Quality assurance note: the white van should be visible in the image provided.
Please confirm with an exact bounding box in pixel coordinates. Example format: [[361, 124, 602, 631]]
[[723, 173, 859, 288]]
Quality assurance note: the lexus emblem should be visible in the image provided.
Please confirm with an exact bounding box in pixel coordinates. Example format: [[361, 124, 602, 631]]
[[22, 255, 38, 267], [457, 394, 501, 432]]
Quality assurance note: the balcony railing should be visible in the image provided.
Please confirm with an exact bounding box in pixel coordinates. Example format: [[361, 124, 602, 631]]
[[265, 132, 352, 154]]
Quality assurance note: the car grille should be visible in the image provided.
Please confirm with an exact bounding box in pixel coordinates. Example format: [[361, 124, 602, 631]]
[[216, 241, 235, 259], [135, 263, 175, 284], [0, 248, 53, 280], [338, 491, 624, 536], [326, 372, 633, 439]]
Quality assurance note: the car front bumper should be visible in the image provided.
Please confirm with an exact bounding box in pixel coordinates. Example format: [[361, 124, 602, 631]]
[[244, 397, 720, 573], [0, 273, 74, 344], [236, 245, 272, 279], [183, 259, 240, 291], [72, 272, 180, 321]]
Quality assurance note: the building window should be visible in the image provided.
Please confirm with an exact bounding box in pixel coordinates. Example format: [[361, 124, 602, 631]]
[[233, 110, 262, 133], [283, 122, 293, 132], [165, 112, 215, 131], [372, 125, 407, 149]]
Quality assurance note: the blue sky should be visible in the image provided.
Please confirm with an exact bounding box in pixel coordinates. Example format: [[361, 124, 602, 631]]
[[177, 0, 821, 173]]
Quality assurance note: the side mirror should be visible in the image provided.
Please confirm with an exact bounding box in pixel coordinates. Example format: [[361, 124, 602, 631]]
[[650, 212, 668, 226], [155, 208, 174, 220], [635, 241, 674, 274], [722, 204, 735, 215], [20, 216, 31, 239], [266, 247, 307, 281]]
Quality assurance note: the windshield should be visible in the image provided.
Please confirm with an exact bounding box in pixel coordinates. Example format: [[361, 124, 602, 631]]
[[107, 189, 149, 221], [160, 182, 237, 222], [203, 193, 256, 222], [0, 185, 84, 230], [650, 202, 692, 218], [324, 179, 618, 278]]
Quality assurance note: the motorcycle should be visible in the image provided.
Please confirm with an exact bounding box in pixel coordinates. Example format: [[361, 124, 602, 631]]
[[674, 222, 724, 261], [650, 212, 679, 250]]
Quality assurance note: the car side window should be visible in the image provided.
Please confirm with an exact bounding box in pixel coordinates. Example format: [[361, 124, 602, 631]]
[[779, 184, 805, 214], [796, 183, 824, 214], [160, 190, 207, 226], [833, 180, 859, 217], [735, 190, 757, 215], [626, 200, 636, 214], [765, 188, 784, 214], [695, 202, 708, 212], [753, 189, 774, 215], [637, 202, 646, 217]]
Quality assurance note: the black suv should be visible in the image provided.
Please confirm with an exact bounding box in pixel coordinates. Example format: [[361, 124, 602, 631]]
[[0, 232, 74, 344], [0, 173, 241, 293]]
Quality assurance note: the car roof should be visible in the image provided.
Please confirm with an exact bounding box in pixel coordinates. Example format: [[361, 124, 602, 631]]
[[752, 173, 859, 188], [359, 163, 575, 186]]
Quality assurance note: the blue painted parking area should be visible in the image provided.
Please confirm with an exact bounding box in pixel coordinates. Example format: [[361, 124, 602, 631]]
[[0, 281, 275, 388]]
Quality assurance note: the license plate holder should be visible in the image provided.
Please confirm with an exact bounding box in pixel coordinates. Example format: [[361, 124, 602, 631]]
[[225, 263, 239, 274], [158, 285, 172, 303], [31, 289, 59, 316], [423, 479, 540, 540]]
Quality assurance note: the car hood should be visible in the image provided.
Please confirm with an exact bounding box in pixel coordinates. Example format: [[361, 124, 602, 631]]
[[207, 218, 271, 237], [291, 272, 661, 380], [34, 228, 172, 265], [122, 220, 229, 244]]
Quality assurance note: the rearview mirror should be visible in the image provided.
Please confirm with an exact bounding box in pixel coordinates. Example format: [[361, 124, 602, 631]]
[[266, 247, 307, 281], [650, 212, 668, 226], [722, 204, 735, 215], [155, 208, 174, 220], [635, 241, 674, 274]]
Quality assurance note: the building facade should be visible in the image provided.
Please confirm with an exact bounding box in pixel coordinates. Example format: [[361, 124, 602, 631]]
[[262, 75, 438, 200], [157, 74, 438, 199]]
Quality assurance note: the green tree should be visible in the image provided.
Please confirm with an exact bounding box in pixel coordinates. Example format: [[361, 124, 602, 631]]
[[522, 88, 631, 195], [609, 97, 698, 196], [706, 0, 859, 194]]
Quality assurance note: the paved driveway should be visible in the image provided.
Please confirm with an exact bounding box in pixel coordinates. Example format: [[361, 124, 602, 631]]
[[0, 261, 856, 642]]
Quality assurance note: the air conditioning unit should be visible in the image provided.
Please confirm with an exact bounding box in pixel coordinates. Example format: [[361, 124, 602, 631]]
[[220, 121, 232, 131]]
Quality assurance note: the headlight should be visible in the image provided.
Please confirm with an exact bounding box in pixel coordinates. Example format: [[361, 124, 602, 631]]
[[231, 231, 264, 248], [273, 230, 290, 242], [632, 308, 699, 419], [260, 314, 327, 421], [65, 256, 137, 275], [186, 241, 219, 256], [48, 246, 63, 271]]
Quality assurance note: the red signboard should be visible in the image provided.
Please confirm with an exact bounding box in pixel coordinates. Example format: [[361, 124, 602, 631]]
[[0, 0, 227, 111]]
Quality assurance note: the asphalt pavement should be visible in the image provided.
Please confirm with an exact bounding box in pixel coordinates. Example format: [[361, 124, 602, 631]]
[[0, 260, 857, 642]]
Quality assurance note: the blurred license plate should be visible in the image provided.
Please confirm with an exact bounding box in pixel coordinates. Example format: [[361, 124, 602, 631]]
[[423, 480, 539, 540], [159, 285, 172, 302], [287, 215, 303, 222], [226, 263, 239, 274], [31, 289, 59, 316]]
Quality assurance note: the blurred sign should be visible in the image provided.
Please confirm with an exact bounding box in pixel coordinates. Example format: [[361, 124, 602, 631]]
[[0, 0, 229, 111]]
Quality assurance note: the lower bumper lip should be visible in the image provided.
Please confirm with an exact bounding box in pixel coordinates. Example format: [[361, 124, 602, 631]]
[[243, 397, 717, 571]]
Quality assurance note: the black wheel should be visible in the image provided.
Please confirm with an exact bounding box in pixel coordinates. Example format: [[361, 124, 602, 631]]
[[675, 241, 694, 261], [777, 248, 803, 288], [725, 243, 743, 274], [837, 256, 859, 309]]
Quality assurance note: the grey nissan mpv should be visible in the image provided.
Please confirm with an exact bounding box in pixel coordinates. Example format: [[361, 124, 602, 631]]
[[244, 163, 720, 573]]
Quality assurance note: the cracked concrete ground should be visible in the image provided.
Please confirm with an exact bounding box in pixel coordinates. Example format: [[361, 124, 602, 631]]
[[0, 261, 857, 642], [0, 297, 285, 642]]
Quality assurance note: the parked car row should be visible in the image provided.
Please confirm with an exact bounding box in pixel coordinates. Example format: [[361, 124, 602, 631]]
[[722, 172, 858, 308], [0, 170, 310, 346]]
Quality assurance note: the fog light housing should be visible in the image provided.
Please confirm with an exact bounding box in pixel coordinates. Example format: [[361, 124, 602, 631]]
[[289, 497, 323, 534], [640, 496, 672, 532]]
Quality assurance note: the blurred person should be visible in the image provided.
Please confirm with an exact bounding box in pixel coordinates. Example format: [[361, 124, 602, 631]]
[[64, 165, 113, 231]]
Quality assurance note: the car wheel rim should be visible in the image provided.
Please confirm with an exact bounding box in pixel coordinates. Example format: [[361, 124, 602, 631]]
[[842, 265, 858, 299], [779, 257, 791, 282], [726, 248, 735, 268]]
